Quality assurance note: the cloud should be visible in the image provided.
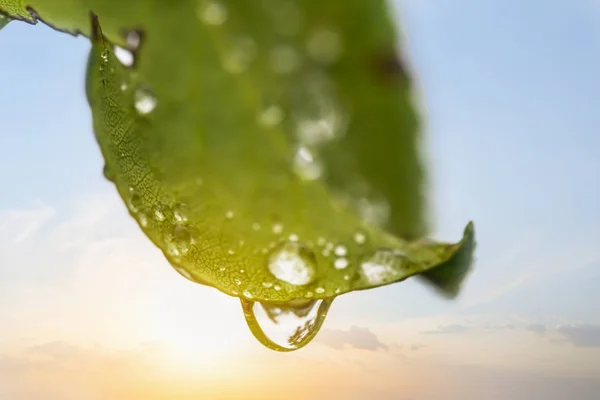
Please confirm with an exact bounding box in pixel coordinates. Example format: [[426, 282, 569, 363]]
[[525, 324, 548, 334], [557, 324, 600, 348], [421, 324, 470, 334], [316, 326, 388, 351]]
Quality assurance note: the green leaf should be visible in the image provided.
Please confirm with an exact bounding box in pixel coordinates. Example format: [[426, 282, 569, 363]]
[[1, 0, 476, 351], [0, 13, 10, 30]]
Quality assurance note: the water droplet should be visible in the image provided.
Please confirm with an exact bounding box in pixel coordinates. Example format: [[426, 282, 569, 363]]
[[315, 287, 325, 294], [100, 49, 109, 62], [114, 46, 134, 67], [343, 274, 350, 281], [274, 284, 282, 291], [288, 233, 299, 242], [223, 36, 257, 74], [235, 278, 242, 285], [334, 288, 341, 294], [360, 249, 408, 285], [262, 281, 273, 288], [354, 232, 366, 244], [334, 257, 349, 269], [138, 212, 149, 228], [227, 248, 236, 255], [293, 147, 322, 180], [334, 245, 347, 257], [305, 291, 313, 298], [270, 45, 300, 75], [173, 203, 189, 223], [267, 241, 317, 286], [165, 225, 192, 257], [125, 30, 141, 50], [306, 27, 343, 65], [258, 105, 284, 127], [198, 0, 228, 25], [225, 210, 235, 219], [219, 266, 226, 272], [175, 267, 194, 282], [134, 86, 157, 115], [243, 290, 254, 299], [241, 298, 334, 351], [252, 222, 261, 231], [153, 203, 168, 222], [357, 197, 390, 227], [272, 223, 284, 234]]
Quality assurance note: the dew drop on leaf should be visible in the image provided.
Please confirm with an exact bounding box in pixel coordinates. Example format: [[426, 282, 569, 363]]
[[114, 46, 134, 67], [360, 249, 408, 285], [134, 86, 157, 115], [293, 146, 322, 181], [267, 241, 317, 286]]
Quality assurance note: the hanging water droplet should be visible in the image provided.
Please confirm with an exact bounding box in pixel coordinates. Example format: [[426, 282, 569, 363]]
[[360, 249, 408, 285], [241, 297, 334, 351], [293, 146, 322, 180], [134, 86, 157, 115], [223, 36, 257, 74], [114, 46, 134, 67], [306, 27, 344, 65], [354, 232, 366, 244], [258, 105, 284, 127], [270, 45, 300, 75], [197, 0, 228, 25], [334, 257, 349, 269], [267, 241, 317, 286]]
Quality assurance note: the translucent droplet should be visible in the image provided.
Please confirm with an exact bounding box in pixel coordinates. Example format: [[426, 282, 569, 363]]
[[274, 284, 282, 291], [125, 30, 141, 50], [120, 82, 128, 91], [134, 86, 157, 115], [270, 45, 300, 75], [288, 233, 299, 242], [241, 297, 334, 351], [165, 226, 192, 257], [114, 46, 134, 67], [306, 27, 343, 65], [153, 203, 168, 222], [293, 146, 322, 180], [243, 290, 254, 299], [315, 287, 325, 294], [354, 232, 366, 244], [267, 241, 317, 286], [235, 278, 242, 285], [223, 36, 257, 74], [138, 212, 149, 228], [262, 281, 273, 288], [360, 249, 408, 285], [357, 197, 390, 227], [198, 0, 228, 25], [225, 210, 235, 219], [219, 266, 226, 271], [334, 245, 347, 257], [258, 105, 284, 127], [227, 248, 236, 255], [272, 223, 284, 234], [335, 288, 341, 294], [334, 257, 349, 269], [173, 203, 189, 223]]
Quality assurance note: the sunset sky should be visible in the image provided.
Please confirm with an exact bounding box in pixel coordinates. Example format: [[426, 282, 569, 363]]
[[1, 0, 599, 399]]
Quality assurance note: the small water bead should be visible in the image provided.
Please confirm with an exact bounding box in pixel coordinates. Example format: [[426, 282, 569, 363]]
[[360, 249, 408, 285], [240, 269, 245, 274], [219, 266, 227, 272], [305, 291, 313, 298], [120, 82, 128, 91], [289, 233, 299, 242], [235, 278, 242, 286], [125, 30, 141, 50], [138, 212, 149, 228], [270, 45, 301, 75], [258, 105, 284, 127], [334, 245, 347, 257], [173, 203, 189, 223], [315, 287, 325, 294], [354, 232, 367, 245], [175, 267, 194, 282], [334, 257, 349, 270], [100, 49, 109, 62], [343, 274, 350, 281], [225, 210, 235, 219], [293, 146, 322, 181], [134, 86, 157, 115], [335, 288, 341, 294], [274, 284, 282, 291], [127, 187, 142, 212], [114, 46, 134, 67], [153, 203, 168, 222], [165, 225, 193, 256], [267, 241, 317, 286], [272, 223, 284, 234], [227, 248, 236, 255], [197, 0, 228, 25], [243, 290, 254, 299], [262, 282, 273, 288], [306, 27, 344, 65]]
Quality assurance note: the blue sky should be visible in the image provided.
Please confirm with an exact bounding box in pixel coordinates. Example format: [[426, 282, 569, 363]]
[[0, 0, 599, 399]]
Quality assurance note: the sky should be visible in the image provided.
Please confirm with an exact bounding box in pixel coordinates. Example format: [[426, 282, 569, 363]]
[[0, 0, 599, 399]]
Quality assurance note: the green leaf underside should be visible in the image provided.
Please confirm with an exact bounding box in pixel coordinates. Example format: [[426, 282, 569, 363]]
[[1, 1, 475, 305]]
